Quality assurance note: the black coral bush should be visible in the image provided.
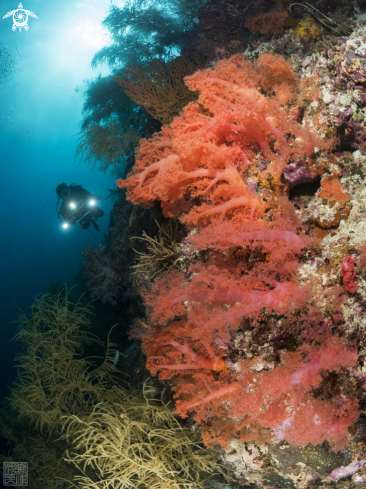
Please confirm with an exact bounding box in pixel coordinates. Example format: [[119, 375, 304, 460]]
[[1, 290, 224, 489]]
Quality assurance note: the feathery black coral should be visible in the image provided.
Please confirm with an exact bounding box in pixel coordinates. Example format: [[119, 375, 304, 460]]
[[1, 290, 225, 489]]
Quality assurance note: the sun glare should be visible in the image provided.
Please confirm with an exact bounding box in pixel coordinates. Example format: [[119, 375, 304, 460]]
[[67, 19, 110, 54]]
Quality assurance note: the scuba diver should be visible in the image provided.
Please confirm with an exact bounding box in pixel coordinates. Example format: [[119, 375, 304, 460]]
[[56, 183, 104, 231]]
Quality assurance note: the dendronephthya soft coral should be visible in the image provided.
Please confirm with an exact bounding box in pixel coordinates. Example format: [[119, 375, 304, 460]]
[[121, 53, 360, 453]]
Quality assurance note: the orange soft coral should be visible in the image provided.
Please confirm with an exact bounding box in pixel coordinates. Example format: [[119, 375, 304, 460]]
[[117, 53, 331, 227], [319, 172, 350, 204], [123, 53, 358, 451]]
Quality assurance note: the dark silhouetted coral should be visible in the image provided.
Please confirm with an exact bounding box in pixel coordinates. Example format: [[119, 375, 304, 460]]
[[116, 54, 205, 124]]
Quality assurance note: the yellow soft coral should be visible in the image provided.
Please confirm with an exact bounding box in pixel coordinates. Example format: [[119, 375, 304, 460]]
[[293, 17, 323, 42]]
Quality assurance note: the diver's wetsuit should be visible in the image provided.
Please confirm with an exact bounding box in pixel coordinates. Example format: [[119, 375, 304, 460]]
[[60, 184, 104, 230]]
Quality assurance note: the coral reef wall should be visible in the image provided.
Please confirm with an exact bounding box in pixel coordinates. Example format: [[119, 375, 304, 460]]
[[116, 32, 366, 486], [7, 1, 366, 489]]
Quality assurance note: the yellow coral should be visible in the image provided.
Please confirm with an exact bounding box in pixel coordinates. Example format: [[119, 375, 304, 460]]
[[62, 387, 222, 489], [8, 290, 118, 434], [293, 17, 323, 42], [1, 290, 225, 489], [131, 220, 185, 280], [258, 173, 281, 189]]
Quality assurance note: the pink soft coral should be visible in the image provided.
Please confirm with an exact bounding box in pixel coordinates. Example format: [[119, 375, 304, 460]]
[[341, 254, 358, 293], [123, 53, 358, 451], [117, 53, 330, 226], [173, 337, 358, 450]]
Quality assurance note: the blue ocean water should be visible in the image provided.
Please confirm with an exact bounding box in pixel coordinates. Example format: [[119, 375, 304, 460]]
[[0, 0, 116, 396]]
